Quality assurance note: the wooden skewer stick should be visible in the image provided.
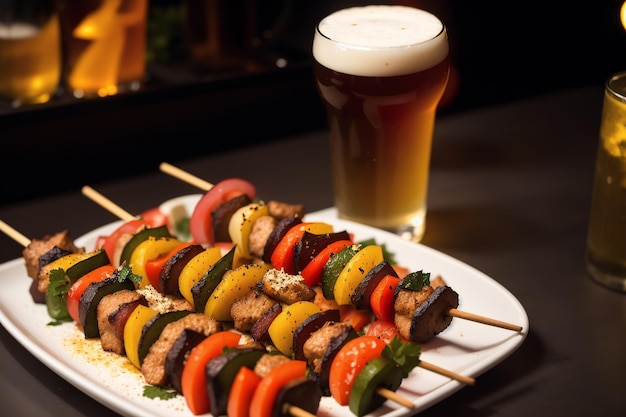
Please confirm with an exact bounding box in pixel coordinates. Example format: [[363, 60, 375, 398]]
[[0, 219, 30, 247], [81, 186, 136, 222], [159, 162, 214, 192], [377, 387, 416, 408], [285, 404, 317, 417], [419, 360, 475, 385], [448, 308, 523, 332]]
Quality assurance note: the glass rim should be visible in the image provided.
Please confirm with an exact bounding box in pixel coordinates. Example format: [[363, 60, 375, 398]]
[[606, 71, 626, 102]]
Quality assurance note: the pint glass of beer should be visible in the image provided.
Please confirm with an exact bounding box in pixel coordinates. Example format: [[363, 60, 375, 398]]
[[0, 1, 61, 107], [585, 72, 626, 292], [57, 0, 148, 98], [313, 5, 449, 242]]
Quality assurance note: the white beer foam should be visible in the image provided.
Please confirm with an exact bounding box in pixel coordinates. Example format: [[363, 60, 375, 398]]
[[313, 5, 448, 77]]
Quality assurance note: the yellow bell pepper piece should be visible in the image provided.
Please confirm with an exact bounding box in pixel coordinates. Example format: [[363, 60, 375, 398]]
[[228, 202, 270, 259], [204, 263, 271, 321], [129, 236, 184, 289], [302, 222, 334, 235], [333, 245, 384, 305], [178, 247, 223, 304], [123, 304, 158, 369], [44, 252, 91, 272], [268, 301, 322, 356]]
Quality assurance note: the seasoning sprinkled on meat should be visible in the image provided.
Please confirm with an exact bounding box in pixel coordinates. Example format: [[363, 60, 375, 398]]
[[261, 269, 315, 304]]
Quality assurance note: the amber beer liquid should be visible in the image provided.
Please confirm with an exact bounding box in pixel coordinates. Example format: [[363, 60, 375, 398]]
[[0, 10, 61, 106], [313, 6, 449, 241], [57, 0, 148, 98], [585, 72, 626, 292]]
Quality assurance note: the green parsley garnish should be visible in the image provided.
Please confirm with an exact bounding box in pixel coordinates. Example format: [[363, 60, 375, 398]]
[[48, 268, 70, 299], [397, 270, 431, 292], [46, 268, 72, 321], [382, 336, 422, 377], [117, 263, 142, 284], [143, 385, 178, 400]]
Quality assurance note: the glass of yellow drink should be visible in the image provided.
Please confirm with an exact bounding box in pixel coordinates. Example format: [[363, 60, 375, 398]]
[[586, 71, 626, 292]]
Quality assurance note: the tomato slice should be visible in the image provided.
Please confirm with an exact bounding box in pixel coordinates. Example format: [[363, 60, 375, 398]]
[[101, 219, 148, 266], [189, 178, 256, 245], [339, 305, 372, 332], [181, 331, 242, 415], [66, 264, 117, 323], [328, 335, 386, 406], [366, 318, 404, 344], [139, 207, 170, 229], [249, 360, 308, 417], [228, 367, 262, 417]]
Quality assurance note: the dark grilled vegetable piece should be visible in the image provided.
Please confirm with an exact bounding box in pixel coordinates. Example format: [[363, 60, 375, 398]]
[[191, 245, 236, 312], [107, 296, 149, 353], [38, 246, 72, 272], [349, 357, 403, 417], [212, 193, 253, 242], [206, 346, 266, 416], [350, 260, 398, 310], [165, 329, 207, 393], [293, 230, 352, 273], [137, 310, 192, 366], [78, 274, 135, 338], [409, 285, 459, 343], [272, 377, 322, 417], [160, 244, 205, 295], [250, 303, 283, 342], [65, 249, 110, 283], [292, 309, 340, 361], [262, 216, 302, 263]]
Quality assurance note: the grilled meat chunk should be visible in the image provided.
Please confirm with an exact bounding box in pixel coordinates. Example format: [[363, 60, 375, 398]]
[[303, 321, 353, 374], [98, 289, 148, 354], [141, 313, 222, 386], [254, 353, 291, 378], [137, 285, 194, 313], [230, 289, 279, 332], [248, 215, 277, 259], [267, 201, 305, 219], [261, 269, 315, 304], [303, 321, 358, 396], [395, 285, 458, 343], [22, 230, 84, 280]]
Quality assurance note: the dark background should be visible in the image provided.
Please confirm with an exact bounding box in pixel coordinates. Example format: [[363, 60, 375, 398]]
[[2, 0, 626, 206]]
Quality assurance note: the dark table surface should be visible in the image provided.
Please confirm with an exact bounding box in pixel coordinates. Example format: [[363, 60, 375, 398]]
[[1, 84, 624, 417]]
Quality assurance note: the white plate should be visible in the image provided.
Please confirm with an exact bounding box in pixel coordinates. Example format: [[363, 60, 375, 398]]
[[0, 194, 528, 417]]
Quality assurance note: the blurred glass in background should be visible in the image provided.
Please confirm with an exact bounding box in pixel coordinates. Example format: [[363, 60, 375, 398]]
[[56, 0, 149, 98], [0, 0, 61, 107]]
